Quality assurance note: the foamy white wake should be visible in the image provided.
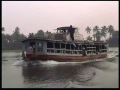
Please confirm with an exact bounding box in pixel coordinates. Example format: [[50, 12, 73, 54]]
[[39, 59, 107, 66], [12, 59, 107, 67], [12, 60, 24, 66]]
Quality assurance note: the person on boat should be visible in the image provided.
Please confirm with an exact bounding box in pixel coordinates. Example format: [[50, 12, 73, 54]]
[[26, 44, 34, 53], [82, 47, 87, 56], [22, 51, 26, 60], [38, 43, 43, 51], [32, 45, 36, 53], [96, 46, 99, 54], [68, 25, 75, 41]]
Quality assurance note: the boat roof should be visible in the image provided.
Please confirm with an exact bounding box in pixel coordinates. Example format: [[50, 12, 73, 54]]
[[56, 26, 77, 30], [21, 37, 108, 44]]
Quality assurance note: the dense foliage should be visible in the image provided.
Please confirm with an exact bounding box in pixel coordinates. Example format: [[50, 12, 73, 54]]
[[85, 25, 118, 47], [2, 27, 53, 50]]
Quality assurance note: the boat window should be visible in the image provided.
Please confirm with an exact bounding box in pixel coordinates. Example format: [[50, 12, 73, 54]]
[[47, 49, 54, 53], [87, 51, 90, 54], [66, 51, 71, 54], [57, 50, 60, 53], [79, 45, 82, 50], [82, 45, 87, 50], [47, 42, 54, 48], [87, 45, 89, 48], [79, 51, 82, 54], [37, 42, 43, 51], [93, 45, 95, 49], [61, 43, 65, 49], [66, 44, 70, 49], [96, 45, 100, 54], [87, 48, 89, 50], [55, 43, 60, 49], [75, 45, 79, 50], [72, 51, 77, 54], [71, 44, 75, 50], [30, 42, 35, 46], [102, 44, 106, 49], [99, 44, 101, 49]]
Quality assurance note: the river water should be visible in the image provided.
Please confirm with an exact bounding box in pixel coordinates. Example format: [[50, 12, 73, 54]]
[[2, 47, 119, 88]]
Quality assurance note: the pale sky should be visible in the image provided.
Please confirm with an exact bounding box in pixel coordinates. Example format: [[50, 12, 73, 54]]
[[2, 1, 118, 38]]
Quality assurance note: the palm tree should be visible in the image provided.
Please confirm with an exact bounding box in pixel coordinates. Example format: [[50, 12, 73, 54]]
[[101, 26, 108, 41], [92, 33, 96, 41], [93, 26, 101, 41], [108, 25, 114, 38], [93, 26, 99, 33], [85, 26, 91, 36], [96, 30, 101, 41]]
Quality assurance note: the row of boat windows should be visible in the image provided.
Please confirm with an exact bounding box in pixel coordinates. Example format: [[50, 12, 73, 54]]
[[47, 49, 107, 54], [47, 42, 107, 50]]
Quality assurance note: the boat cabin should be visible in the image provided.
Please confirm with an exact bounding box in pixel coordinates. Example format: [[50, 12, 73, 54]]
[[54, 26, 84, 41], [21, 38, 108, 60]]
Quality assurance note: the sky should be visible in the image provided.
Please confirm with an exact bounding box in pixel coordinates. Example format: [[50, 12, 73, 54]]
[[2, 1, 118, 38]]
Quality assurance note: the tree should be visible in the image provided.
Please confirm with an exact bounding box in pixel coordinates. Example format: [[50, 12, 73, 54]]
[[85, 26, 91, 36], [2, 34, 8, 49], [35, 30, 44, 38], [108, 25, 114, 38], [28, 33, 34, 38], [101, 26, 108, 41], [92, 33, 96, 41], [85, 26, 91, 33], [93, 26, 101, 41], [12, 27, 20, 41], [106, 31, 119, 47], [20, 33, 27, 40], [96, 30, 101, 41], [93, 26, 99, 33], [11, 27, 22, 49]]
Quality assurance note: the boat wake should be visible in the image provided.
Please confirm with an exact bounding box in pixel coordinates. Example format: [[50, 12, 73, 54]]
[[12, 60, 40, 66], [39, 60, 83, 65]]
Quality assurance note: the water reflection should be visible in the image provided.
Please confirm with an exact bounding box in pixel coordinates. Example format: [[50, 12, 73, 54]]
[[22, 61, 96, 84]]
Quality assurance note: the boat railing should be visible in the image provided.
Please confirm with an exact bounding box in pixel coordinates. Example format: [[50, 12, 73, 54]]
[[47, 48, 83, 51], [47, 48, 83, 54]]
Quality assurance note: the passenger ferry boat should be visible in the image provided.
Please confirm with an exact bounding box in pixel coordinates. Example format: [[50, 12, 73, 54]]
[[21, 26, 108, 62]]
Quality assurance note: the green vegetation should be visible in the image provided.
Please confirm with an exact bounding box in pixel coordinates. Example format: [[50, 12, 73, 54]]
[[85, 25, 119, 47], [2, 27, 54, 50], [2, 25, 118, 50], [106, 31, 119, 47]]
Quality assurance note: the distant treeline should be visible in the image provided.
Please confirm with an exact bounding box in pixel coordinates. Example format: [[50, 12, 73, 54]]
[[2, 25, 119, 50], [106, 31, 119, 47], [85, 25, 119, 47]]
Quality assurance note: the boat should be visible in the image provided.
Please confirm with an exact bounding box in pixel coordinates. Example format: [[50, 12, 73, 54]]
[[21, 25, 108, 62]]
